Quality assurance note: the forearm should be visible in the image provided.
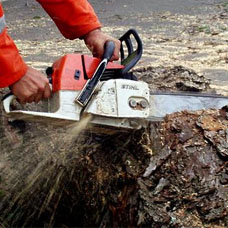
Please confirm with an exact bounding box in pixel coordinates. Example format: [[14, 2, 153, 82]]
[[0, 4, 27, 88], [36, 0, 102, 40]]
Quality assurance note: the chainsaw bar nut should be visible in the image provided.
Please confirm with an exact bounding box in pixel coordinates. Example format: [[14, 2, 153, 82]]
[[140, 100, 148, 109], [129, 99, 137, 108]]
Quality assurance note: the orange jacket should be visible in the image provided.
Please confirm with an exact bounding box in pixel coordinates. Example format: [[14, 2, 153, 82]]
[[0, 0, 101, 88]]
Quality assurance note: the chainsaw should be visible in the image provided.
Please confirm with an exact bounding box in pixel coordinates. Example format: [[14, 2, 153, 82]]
[[3, 29, 228, 130]]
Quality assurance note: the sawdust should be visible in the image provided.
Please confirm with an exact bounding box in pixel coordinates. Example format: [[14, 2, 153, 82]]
[[132, 5, 228, 86], [0, 115, 92, 227]]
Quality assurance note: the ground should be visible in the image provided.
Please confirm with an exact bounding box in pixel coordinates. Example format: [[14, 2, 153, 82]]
[[2, 0, 228, 94]]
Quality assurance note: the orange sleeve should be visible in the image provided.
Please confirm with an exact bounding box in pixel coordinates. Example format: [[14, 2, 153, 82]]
[[0, 4, 27, 88], [36, 0, 102, 40]]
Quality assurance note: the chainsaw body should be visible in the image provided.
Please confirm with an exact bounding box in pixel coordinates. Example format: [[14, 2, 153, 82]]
[[4, 79, 149, 129], [4, 30, 150, 130]]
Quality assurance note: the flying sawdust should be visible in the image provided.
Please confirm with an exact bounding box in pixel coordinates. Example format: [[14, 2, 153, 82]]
[[0, 114, 92, 227]]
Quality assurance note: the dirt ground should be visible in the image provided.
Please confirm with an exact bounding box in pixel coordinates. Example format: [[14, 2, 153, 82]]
[[2, 0, 228, 93]]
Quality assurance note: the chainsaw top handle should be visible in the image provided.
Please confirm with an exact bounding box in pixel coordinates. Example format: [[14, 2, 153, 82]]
[[119, 29, 143, 75], [103, 40, 115, 60]]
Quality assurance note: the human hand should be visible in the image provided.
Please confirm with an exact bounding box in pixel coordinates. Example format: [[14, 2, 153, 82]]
[[10, 66, 51, 104], [83, 29, 121, 61]]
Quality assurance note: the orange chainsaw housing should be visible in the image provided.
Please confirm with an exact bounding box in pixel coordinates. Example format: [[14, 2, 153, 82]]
[[51, 54, 124, 92]]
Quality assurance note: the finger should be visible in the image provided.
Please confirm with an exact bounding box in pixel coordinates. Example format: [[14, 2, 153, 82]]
[[110, 49, 120, 61], [27, 95, 36, 103], [86, 44, 95, 56], [43, 84, 52, 99], [93, 47, 103, 59], [34, 90, 43, 103], [92, 51, 99, 58], [109, 40, 120, 61], [18, 93, 31, 104], [18, 98, 26, 105]]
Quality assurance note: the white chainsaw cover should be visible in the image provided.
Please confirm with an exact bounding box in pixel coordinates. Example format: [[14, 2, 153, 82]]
[[86, 79, 150, 118]]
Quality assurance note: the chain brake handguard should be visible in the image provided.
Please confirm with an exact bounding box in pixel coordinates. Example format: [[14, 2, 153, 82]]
[[119, 29, 143, 76]]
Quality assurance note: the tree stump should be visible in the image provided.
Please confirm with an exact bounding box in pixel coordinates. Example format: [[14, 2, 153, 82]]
[[0, 66, 227, 227]]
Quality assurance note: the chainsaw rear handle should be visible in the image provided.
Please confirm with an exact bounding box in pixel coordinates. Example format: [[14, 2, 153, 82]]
[[119, 29, 143, 75], [3, 94, 16, 114], [2, 94, 33, 115], [2, 93, 71, 122]]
